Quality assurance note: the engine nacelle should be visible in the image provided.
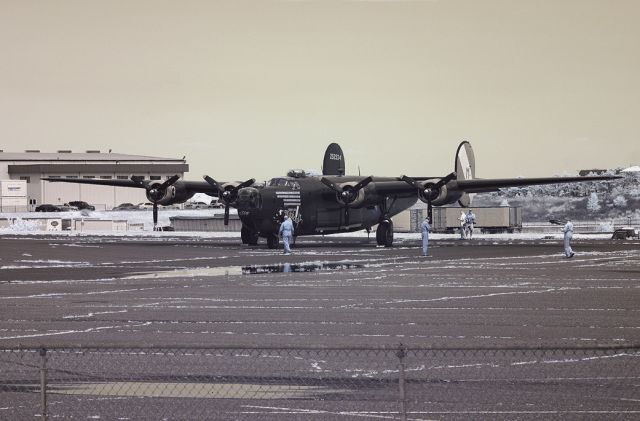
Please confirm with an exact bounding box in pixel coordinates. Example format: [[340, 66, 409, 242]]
[[417, 180, 463, 206], [335, 182, 366, 208], [218, 182, 243, 205], [145, 182, 194, 205]]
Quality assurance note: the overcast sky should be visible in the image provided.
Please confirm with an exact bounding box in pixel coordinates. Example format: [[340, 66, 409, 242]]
[[1, 0, 639, 182]]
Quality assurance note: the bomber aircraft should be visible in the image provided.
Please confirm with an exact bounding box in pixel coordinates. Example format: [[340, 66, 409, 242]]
[[43, 142, 618, 248]]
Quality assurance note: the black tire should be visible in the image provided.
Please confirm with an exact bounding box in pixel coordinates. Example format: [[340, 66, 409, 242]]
[[241, 226, 259, 246], [376, 220, 394, 247], [266, 234, 279, 249]]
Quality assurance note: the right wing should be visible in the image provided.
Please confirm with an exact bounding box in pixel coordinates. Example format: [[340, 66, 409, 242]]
[[42, 176, 221, 197]]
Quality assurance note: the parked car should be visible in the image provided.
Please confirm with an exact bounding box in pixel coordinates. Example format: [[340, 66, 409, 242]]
[[112, 202, 139, 211], [35, 204, 62, 212], [612, 227, 640, 240], [137, 202, 154, 210], [35, 204, 77, 212], [185, 201, 209, 209], [209, 199, 224, 208], [58, 204, 79, 211], [66, 201, 96, 211]]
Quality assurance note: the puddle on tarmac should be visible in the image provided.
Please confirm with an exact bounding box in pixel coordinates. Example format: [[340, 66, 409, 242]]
[[242, 262, 364, 274], [126, 262, 365, 279]]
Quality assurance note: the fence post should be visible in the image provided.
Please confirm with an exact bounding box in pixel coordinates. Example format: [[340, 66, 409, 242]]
[[39, 347, 48, 421], [396, 343, 407, 421]]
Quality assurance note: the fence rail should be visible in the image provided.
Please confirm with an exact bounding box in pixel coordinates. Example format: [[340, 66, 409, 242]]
[[1, 345, 639, 420]]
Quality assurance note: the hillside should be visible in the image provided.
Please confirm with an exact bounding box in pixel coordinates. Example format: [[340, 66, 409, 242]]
[[471, 170, 639, 222]]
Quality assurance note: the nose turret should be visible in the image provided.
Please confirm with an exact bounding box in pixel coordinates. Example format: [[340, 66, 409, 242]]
[[236, 187, 262, 209]]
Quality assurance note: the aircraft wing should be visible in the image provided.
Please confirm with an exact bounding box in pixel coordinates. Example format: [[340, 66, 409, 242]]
[[42, 177, 142, 188], [41, 177, 220, 196], [454, 175, 619, 193], [357, 173, 620, 209]]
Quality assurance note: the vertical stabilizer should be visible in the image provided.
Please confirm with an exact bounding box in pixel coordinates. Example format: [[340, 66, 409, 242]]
[[322, 143, 346, 176], [455, 141, 476, 207]]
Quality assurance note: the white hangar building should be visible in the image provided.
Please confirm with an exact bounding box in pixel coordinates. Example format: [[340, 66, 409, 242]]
[[0, 150, 189, 210]]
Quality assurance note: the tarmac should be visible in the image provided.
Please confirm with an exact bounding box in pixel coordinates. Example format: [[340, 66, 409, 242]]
[[1, 233, 639, 348]]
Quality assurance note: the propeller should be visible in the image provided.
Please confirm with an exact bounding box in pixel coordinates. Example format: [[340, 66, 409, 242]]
[[204, 176, 255, 225], [320, 176, 373, 205], [400, 172, 456, 221], [131, 175, 180, 230], [320, 176, 373, 226]]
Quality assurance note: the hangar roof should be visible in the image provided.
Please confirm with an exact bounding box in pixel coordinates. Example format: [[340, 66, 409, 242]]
[[0, 152, 184, 162]]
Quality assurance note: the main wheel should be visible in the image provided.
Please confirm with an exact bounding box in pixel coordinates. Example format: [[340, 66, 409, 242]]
[[266, 233, 279, 249], [241, 226, 259, 245], [376, 219, 394, 247]]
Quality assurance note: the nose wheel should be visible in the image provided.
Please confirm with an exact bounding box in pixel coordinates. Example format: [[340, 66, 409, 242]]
[[241, 226, 259, 246], [266, 233, 279, 249], [376, 219, 394, 247]]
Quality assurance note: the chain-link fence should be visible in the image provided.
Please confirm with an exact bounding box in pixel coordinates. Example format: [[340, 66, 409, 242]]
[[1, 345, 639, 420]]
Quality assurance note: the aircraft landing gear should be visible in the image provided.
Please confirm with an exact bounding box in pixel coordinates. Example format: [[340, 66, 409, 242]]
[[241, 226, 259, 246], [266, 233, 279, 249], [376, 219, 394, 247]]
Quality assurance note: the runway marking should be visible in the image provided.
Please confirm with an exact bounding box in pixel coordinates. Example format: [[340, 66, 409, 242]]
[[0, 322, 151, 340], [241, 406, 404, 419], [383, 287, 572, 304]]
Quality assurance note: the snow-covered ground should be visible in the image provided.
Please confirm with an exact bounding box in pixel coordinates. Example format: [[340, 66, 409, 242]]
[[0, 208, 225, 232], [0, 209, 617, 241]]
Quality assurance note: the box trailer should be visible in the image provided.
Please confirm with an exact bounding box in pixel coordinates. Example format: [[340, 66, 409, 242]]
[[432, 206, 522, 234]]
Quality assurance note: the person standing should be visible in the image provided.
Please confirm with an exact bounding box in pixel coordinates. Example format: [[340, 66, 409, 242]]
[[279, 215, 294, 255], [465, 209, 476, 239], [421, 216, 431, 257], [459, 211, 467, 239], [563, 219, 575, 258]]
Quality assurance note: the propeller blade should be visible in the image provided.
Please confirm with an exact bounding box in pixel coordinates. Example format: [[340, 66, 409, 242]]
[[400, 175, 421, 189], [203, 175, 219, 188], [236, 178, 255, 190], [152, 203, 158, 229], [353, 176, 373, 191], [320, 177, 342, 193], [224, 204, 230, 226], [434, 172, 457, 188], [159, 175, 180, 190]]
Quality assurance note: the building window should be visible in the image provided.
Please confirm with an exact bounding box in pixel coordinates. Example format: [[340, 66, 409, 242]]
[[116, 175, 129, 180], [48, 176, 61, 179], [83, 176, 96, 179], [150, 175, 161, 180], [20, 176, 30, 183], [100, 176, 112, 179], [66, 175, 78, 179]]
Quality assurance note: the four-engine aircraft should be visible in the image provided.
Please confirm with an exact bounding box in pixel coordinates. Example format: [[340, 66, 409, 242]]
[[43, 142, 618, 248]]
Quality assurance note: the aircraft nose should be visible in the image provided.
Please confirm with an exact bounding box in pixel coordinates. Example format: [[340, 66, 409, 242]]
[[236, 187, 261, 209]]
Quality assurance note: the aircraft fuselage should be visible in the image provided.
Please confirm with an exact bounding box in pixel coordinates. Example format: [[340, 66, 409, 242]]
[[237, 176, 417, 238]]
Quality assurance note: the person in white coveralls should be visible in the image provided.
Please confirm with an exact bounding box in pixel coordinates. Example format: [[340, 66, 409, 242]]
[[459, 211, 467, 239], [421, 216, 431, 257], [563, 219, 575, 258], [465, 209, 476, 239], [279, 215, 294, 255]]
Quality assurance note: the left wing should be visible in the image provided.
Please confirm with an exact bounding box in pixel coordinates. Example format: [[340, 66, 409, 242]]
[[393, 141, 620, 207], [455, 175, 617, 194]]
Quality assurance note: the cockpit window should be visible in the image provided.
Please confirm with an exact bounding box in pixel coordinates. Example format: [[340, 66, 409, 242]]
[[268, 178, 300, 189]]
